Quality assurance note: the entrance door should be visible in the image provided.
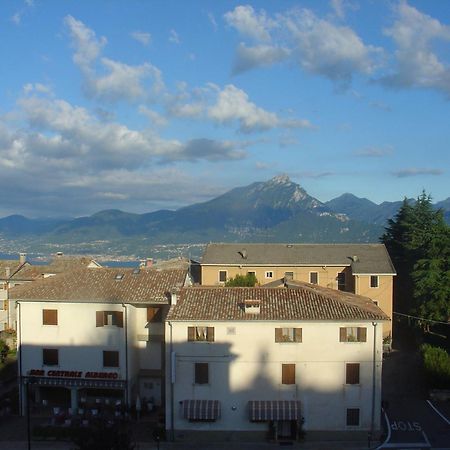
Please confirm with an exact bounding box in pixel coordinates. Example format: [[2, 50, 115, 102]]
[[277, 420, 297, 439]]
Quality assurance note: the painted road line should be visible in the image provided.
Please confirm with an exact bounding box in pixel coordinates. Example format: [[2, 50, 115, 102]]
[[426, 399, 450, 425], [422, 430, 431, 447], [381, 442, 430, 448], [376, 408, 391, 450]]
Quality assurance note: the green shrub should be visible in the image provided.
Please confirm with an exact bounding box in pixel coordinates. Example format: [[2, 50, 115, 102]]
[[421, 343, 450, 389], [225, 273, 258, 287]]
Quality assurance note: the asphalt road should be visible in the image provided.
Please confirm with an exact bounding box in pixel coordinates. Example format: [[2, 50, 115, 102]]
[[378, 323, 450, 450]]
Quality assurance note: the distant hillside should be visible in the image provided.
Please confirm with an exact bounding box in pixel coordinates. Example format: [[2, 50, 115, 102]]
[[0, 176, 447, 257]]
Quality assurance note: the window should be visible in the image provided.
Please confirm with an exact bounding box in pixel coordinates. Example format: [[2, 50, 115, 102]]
[[284, 272, 294, 280], [309, 272, 318, 284], [147, 307, 162, 323], [346, 408, 360, 426], [275, 328, 302, 343], [219, 270, 227, 283], [188, 326, 215, 342], [42, 309, 58, 325], [340, 327, 367, 343], [103, 351, 119, 368], [265, 271, 273, 279], [370, 275, 379, 288], [282, 364, 296, 385], [346, 363, 360, 384], [194, 363, 209, 384], [43, 349, 58, 366], [337, 272, 346, 291], [96, 311, 123, 328]]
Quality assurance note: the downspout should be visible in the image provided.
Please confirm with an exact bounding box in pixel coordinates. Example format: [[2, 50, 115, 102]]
[[17, 301, 24, 416], [168, 320, 175, 441], [122, 303, 129, 410], [371, 321, 378, 436]]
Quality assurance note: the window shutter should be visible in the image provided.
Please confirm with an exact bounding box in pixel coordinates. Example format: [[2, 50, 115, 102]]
[[43, 309, 57, 325], [357, 327, 367, 342], [294, 328, 302, 343], [115, 311, 124, 328], [282, 364, 295, 385], [187, 327, 195, 341], [96, 311, 104, 327], [275, 328, 282, 342], [339, 328, 347, 342], [195, 363, 209, 384], [207, 327, 215, 342], [346, 363, 360, 384]]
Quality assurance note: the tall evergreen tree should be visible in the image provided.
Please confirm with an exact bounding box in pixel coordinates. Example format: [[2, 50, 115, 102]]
[[382, 192, 450, 323]]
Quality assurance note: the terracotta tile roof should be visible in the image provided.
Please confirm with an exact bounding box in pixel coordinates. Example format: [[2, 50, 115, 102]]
[[10, 267, 188, 304], [201, 243, 396, 275], [167, 283, 389, 322]]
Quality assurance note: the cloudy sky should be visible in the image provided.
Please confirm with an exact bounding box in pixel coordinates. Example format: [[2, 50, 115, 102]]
[[1, 0, 449, 217]]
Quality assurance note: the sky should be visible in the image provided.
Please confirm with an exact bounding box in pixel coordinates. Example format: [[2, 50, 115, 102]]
[[0, 0, 449, 218]]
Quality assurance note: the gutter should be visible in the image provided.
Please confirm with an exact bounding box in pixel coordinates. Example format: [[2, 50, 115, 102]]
[[122, 303, 129, 409], [371, 321, 378, 436], [168, 320, 175, 441], [17, 301, 23, 416]]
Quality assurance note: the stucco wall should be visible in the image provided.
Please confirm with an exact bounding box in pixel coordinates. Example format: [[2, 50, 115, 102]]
[[165, 320, 383, 434]]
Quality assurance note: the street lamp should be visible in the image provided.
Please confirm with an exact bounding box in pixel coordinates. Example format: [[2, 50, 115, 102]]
[[24, 377, 36, 450]]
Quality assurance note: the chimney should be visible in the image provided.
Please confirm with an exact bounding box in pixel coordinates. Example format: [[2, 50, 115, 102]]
[[19, 253, 27, 265], [170, 287, 180, 305], [352, 255, 359, 262], [56, 252, 64, 258], [146, 258, 153, 268], [5, 267, 10, 278]]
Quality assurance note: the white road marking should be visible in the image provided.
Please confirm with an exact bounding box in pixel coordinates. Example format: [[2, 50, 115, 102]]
[[422, 430, 431, 447], [426, 399, 450, 425], [380, 442, 430, 448], [377, 408, 392, 450]]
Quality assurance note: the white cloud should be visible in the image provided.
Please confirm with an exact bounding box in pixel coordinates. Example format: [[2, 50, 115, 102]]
[[208, 84, 312, 133], [11, 12, 22, 25], [224, 5, 382, 85], [169, 29, 180, 44], [138, 106, 168, 128], [380, 2, 450, 97], [392, 168, 444, 178], [285, 8, 383, 85], [232, 43, 290, 74], [64, 16, 165, 103], [64, 15, 107, 70], [224, 5, 274, 42], [208, 12, 218, 31], [354, 146, 393, 157], [131, 31, 152, 46]]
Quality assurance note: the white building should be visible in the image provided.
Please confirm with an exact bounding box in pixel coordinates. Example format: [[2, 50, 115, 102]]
[[165, 284, 388, 442], [10, 266, 190, 415]]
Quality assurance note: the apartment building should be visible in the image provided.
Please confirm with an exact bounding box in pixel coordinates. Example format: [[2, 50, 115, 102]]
[[165, 284, 388, 442], [0, 253, 101, 330], [200, 243, 396, 338], [10, 266, 189, 415]]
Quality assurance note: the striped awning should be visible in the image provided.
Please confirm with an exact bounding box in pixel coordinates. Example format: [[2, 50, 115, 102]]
[[248, 400, 301, 421], [182, 400, 220, 420]]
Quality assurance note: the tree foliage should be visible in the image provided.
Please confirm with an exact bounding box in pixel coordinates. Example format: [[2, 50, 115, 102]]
[[225, 273, 258, 287], [382, 192, 450, 322]]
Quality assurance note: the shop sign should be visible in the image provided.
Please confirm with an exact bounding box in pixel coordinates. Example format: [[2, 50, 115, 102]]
[[28, 369, 119, 379]]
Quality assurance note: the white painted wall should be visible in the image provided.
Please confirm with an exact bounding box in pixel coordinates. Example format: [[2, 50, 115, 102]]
[[165, 320, 383, 433]]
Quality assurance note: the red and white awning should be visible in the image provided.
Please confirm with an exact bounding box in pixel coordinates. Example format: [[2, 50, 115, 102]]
[[248, 400, 301, 421], [182, 400, 220, 420]]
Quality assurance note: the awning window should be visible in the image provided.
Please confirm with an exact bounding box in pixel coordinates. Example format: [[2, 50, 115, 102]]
[[182, 400, 220, 421], [248, 400, 301, 421]]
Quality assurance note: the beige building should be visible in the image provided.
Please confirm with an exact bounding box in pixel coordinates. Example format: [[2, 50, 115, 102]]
[[165, 284, 388, 442], [10, 266, 189, 415], [200, 244, 395, 339]]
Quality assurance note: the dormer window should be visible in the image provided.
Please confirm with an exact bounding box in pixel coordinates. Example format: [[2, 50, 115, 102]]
[[244, 299, 260, 315]]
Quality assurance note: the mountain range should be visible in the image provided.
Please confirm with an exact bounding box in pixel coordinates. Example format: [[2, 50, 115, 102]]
[[0, 175, 448, 258]]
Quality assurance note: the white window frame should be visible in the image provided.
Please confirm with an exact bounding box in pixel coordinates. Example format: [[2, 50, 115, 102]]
[[218, 270, 227, 283], [265, 271, 274, 279], [309, 271, 319, 284], [370, 275, 379, 288]]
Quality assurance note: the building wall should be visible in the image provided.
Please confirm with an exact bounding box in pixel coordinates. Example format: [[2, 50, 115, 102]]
[[355, 275, 393, 338], [165, 320, 383, 435], [201, 265, 393, 339], [201, 265, 351, 290]]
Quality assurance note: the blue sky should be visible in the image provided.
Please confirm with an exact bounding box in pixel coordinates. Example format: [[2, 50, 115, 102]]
[[0, 0, 449, 217]]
